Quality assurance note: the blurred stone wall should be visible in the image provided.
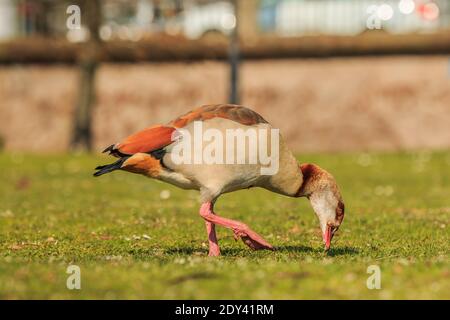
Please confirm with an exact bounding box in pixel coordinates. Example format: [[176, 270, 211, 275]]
[[0, 55, 449, 153]]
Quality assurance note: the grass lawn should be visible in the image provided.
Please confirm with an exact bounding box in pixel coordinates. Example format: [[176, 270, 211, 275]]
[[0, 151, 448, 299]]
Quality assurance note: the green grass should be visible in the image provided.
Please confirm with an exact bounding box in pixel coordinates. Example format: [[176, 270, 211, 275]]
[[0, 151, 449, 299]]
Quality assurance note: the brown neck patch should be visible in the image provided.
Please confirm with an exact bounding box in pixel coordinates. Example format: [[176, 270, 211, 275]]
[[297, 163, 345, 225], [336, 200, 345, 224], [296, 163, 322, 197]]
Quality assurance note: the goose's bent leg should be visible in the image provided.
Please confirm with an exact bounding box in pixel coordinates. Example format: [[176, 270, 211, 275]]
[[199, 202, 273, 251], [205, 220, 220, 256]]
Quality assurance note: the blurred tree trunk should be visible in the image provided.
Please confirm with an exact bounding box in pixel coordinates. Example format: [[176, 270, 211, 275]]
[[71, 0, 101, 151]]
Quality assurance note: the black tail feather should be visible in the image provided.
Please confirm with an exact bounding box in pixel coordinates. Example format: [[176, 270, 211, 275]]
[[93, 157, 129, 177]]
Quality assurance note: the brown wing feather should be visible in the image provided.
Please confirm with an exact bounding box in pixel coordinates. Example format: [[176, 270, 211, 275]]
[[114, 125, 176, 155], [103, 105, 266, 156], [170, 104, 268, 128]]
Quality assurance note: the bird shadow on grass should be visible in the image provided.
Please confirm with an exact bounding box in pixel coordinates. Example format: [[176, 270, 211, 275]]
[[275, 245, 317, 254], [276, 245, 359, 256], [326, 246, 360, 256], [164, 246, 247, 256], [163, 245, 359, 257]]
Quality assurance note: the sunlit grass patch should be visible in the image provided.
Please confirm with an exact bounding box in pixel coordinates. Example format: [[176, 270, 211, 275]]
[[0, 151, 449, 299]]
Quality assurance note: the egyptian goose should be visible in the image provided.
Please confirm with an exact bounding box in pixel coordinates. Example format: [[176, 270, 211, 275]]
[[94, 104, 344, 256]]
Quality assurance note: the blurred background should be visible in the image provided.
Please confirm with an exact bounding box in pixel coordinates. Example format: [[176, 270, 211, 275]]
[[0, 0, 449, 153]]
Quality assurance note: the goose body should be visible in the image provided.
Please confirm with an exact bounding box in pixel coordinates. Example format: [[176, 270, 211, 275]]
[[162, 117, 302, 199], [95, 104, 344, 255]]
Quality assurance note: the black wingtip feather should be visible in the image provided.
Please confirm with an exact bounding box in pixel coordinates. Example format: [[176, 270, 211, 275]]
[[102, 145, 115, 154], [101, 144, 129, 158]]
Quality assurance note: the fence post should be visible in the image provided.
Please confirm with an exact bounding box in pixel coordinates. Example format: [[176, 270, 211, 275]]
[[229, 0, 240, 105]]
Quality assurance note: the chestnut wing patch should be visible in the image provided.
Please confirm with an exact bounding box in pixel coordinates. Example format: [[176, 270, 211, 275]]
[[170, 104, 268, 128], [115, 125, 176, 155], [103, 105, 266, 157]]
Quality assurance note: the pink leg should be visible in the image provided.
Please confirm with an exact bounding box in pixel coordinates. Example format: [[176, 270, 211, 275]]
[[199, 202, 273, 251], [205, 220, 220, 256]]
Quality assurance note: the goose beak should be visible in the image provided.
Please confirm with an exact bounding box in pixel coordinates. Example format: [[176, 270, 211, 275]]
[[324, 225, 332, 251]]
